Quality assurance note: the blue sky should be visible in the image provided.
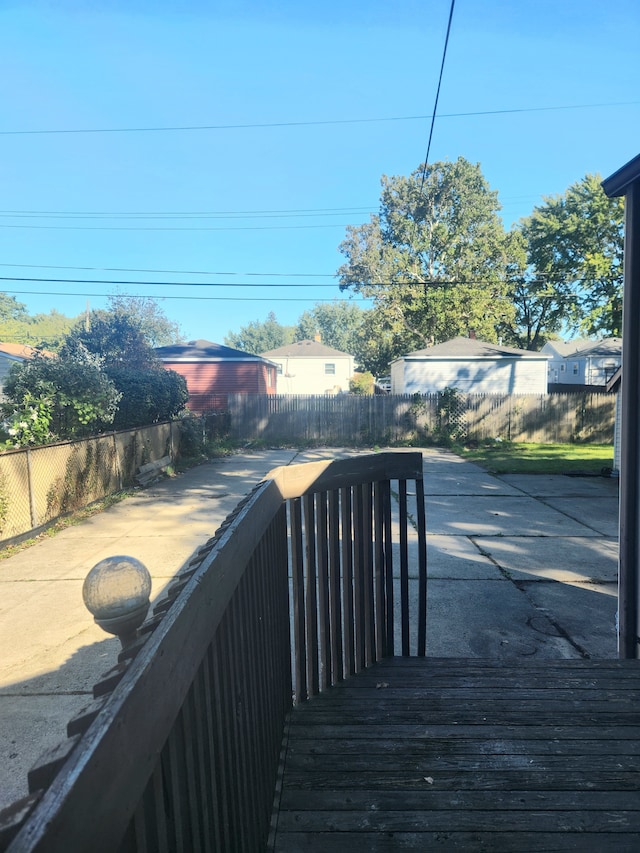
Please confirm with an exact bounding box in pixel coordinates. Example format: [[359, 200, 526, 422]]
[[1, 0, 638, 344]]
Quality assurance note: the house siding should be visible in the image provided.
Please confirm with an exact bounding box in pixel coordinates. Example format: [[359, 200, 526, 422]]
[[162, 361, 276, 412], [393, 358, 547, 395], [542, 339, 621, 388], [270, 355, 354, 395]]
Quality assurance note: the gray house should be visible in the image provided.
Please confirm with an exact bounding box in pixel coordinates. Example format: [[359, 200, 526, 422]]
[[391, 336, 549, 395], [541, 338, 622, 390]]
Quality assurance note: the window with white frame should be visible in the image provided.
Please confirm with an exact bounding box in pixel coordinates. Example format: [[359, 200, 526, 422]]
[[325, 363, 336, 375]]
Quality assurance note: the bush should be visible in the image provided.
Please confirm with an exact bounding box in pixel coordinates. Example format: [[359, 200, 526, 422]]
[[2, 346, 121, 443], [350, 372, 374, 395], [107, 365, 188, 430]]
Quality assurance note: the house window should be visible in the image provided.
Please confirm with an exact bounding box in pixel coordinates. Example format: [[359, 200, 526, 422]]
[[573, 363, 579, 375], [560, 364, 565, 372], [325, 363, 336, 375], [276, 364, 283, 375]]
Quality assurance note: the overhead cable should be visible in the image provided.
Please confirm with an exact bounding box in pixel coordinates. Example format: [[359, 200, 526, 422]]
[[0, 100, 635, 136]]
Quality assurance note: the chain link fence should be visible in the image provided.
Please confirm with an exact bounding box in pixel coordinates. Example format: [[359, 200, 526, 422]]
[[0, 422, 180, 546]]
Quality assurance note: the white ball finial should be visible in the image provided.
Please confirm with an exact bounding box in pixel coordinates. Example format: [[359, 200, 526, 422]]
[[83, 556, 152, 647]]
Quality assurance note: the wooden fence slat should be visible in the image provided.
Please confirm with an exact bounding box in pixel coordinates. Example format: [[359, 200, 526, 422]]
[[303, 494, 320, 698], [328, 490, 343, 684], [317, 492, 331, 691], [399, 479, 410, 657], [290, 498, 307, 704], [341, 486, 355, 679]]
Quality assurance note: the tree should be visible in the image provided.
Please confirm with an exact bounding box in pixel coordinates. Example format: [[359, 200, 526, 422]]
[[107, 294, 182, 346], [0, 293, 28, 323], [2, 346, 121, 443], [64, 308, 156, 367], [519, 174, 624, 339], [338, 157, 519, 360], [63, 307, 188, 428], [494, 229, 569, 351], [0, 295, 79, 351], [295, 302, 365, 354], [224, 311, 295, 354]]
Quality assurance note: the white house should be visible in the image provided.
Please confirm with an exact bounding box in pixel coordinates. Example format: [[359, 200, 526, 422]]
[[261, 340, 355, 395], [541, 338, 622, 389], [391, 336, 549, 395]]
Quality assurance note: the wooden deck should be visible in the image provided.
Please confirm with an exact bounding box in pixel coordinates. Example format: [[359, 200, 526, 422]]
[[270, 656, 640, 852]]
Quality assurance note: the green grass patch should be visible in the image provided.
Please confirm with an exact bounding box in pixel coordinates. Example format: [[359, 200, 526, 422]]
[[457, 441, 614, 475]]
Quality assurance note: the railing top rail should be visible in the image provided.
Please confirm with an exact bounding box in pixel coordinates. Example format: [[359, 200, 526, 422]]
[[269, 450, 424, 500]]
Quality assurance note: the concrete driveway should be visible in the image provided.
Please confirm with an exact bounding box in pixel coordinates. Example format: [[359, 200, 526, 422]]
[[0, 447, 619, 811]]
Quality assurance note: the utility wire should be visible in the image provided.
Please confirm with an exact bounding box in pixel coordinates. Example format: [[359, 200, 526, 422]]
[[1, 289, 366, 304], [0, 262, 338, 278], [0, 100, 635, 136], [0, 195, 567, 218], [0, 275, 617, 289], [0, 222, 354, 232], [419, 0, 456, 194]]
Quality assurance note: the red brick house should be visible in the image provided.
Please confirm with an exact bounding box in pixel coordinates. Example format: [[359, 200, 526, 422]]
[[155, 339, 277, 413]]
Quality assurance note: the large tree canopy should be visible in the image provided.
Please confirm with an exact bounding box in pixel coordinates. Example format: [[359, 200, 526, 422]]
[[519, 174, 624, 339], [338, 157, 521, 361]]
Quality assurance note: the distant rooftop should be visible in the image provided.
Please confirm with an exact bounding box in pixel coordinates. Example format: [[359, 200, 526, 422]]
[[262, 339, 353, 358], [155, 339, 272, 362], [399, 336, 548, 360]]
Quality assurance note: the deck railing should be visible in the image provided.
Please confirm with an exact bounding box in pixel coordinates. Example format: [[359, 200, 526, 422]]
[[2, 452, 427, 852]]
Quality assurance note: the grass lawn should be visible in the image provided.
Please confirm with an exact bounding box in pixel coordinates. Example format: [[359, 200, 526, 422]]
[[457, 441, 615, 475]]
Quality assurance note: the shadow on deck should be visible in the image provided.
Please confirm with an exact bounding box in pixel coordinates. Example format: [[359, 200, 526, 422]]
[[271, 656, 640, 852]]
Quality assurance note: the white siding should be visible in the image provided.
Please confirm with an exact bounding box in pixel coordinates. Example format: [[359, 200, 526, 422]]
[[390, 360, 405, 394], [397, 357, 548, 395], [272, 355, 354, 394], [613, 391, 622, 474]]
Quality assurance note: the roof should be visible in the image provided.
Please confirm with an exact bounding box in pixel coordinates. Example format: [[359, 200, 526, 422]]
[[602, 152, 640, 198], [262, 339, 353, 358], [154, 339, 274, 363], [396, 336, 549, 362], [543, 338, 622, 359], [0, 342, 55, 359]]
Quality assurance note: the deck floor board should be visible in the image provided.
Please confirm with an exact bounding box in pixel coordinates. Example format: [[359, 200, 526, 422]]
[[271, 656, 640, 851]]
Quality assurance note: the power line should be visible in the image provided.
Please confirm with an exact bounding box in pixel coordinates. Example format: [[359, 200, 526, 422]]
[[0, 262, 338, 278], [0, 194, 550, 218], [419, 0, 456, 193], [0, 276, 336, 288], [0, 222, 355, 233], [1, 289, 368, 304], [0, 209, 373, 221], [0, 274, 617, 289], [0, 100, 635, 136]]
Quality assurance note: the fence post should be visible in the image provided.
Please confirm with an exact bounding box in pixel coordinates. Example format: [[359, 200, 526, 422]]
[[25, 448, 39, 529]]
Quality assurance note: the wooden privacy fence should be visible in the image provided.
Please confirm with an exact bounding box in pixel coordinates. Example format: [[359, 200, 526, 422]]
[[2, 452, 427, 852], [226, 392, 616, 445]]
